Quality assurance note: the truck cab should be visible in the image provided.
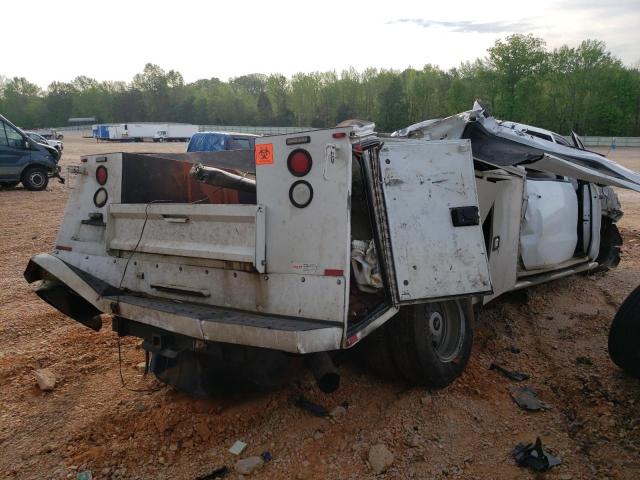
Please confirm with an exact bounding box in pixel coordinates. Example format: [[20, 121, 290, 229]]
[[187, 132, 258, 152]]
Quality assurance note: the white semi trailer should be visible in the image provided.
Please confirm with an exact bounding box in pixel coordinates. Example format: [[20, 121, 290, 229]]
[[26, 104, 639, 395], [93, 123, 198, 142]]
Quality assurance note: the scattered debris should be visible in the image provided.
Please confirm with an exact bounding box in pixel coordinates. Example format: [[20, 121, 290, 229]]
[[368, 443, 394, 474], [260, 451, 272, 462], [510, 386, 551, 411], [76, 471, 92, 480], [229, 440, 247, 456], [295, 396, 328, 417], [234, 456, 264, 475], [489, 363, 530, 382], [509, 346, 521, 354], [512, 437, 561, 472], [195, 466, 229, 480], [34, 368, 56, 391]]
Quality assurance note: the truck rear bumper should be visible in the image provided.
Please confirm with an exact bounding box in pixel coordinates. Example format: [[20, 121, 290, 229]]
[[25, 253, 343, 354]]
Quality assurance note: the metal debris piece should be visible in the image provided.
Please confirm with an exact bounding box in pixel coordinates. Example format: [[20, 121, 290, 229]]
[[195, 466, 229, 480], [489, 363, 530, 382], [512, 437, 561, 472], [295, 396, 329, 417], [510, 386, 551, 411], [229, 440, 247, 456]]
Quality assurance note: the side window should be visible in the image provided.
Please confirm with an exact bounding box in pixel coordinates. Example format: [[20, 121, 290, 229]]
[[0, 122, 8, 147], [230, 138, 251, 150], [4, 123, 25, 148], [552, 134, 570, 146]]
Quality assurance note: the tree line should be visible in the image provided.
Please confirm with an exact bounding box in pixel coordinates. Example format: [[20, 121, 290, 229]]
[[1, 34, 639, 136]]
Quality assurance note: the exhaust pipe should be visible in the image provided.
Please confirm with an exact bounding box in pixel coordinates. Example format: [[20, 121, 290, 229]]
[[306, 352, 340, 393]]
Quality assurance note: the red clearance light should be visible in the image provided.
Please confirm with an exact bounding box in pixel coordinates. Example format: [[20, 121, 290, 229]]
[[287, 149, 312, 177], [324, 269, 344, 277], [332, 132, 347, 139], [96, 166, 108, 185]]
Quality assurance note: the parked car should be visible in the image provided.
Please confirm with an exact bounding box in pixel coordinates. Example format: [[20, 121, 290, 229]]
[[186, 131, 258, 152], [0, 114, 62, 190], [23, 103, 638, 395], [25, 131, 63, 153]]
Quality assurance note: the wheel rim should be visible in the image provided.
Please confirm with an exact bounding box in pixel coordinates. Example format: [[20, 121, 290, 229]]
[[29, 171, 46, 188], [425, 302, 465, 362]]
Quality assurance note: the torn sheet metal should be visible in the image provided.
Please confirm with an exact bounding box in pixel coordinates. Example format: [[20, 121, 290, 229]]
[[393, 101, 640, 192], [489, 363, 530, 382], [512, 437, 561, 472], [510, 386, 551, 411]]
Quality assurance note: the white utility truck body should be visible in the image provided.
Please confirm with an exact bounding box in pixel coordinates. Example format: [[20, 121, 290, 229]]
[[26, 108, 635, 392]]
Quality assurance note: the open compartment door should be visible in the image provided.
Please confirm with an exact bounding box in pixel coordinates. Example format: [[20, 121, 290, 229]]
[[371, 139, 492, 303]]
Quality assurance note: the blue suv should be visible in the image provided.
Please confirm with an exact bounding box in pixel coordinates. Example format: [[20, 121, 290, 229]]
[[0, 113, 61, 191]]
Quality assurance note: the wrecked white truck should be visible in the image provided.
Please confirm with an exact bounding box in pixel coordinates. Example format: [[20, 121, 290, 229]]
[[24, 103, 639, 395]]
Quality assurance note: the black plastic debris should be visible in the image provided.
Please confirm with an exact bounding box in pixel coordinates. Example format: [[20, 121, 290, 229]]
[[295, 396, 329, 417], [510, 386, 551, 411], [512, 437, 561, 472], [195, 466, 229, 480], [489, 363, 530, 382], [261, 451, 273, 462], [509, 346, 522, 354]]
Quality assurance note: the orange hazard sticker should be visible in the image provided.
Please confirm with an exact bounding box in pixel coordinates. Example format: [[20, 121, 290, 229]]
[[255, 143, 274, 165]]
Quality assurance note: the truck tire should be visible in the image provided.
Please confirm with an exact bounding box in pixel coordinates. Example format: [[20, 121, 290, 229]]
[[21, 166, 49, 191], [609, 285, 640, 378], [388, 300, 472, 388]]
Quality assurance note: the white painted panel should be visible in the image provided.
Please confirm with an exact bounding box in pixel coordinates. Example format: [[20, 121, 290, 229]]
[[256, 130, 352, 277], [379, 140, 492, 302], [520, 180, 578, 270], [107, 203, 262, 265]]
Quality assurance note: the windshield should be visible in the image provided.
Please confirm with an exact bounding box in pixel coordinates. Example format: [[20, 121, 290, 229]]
[[187, 133, 228, 152], [28, 133, 47, 143]]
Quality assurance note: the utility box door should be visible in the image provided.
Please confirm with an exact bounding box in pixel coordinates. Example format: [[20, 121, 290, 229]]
[[377, 140, 492, 303]]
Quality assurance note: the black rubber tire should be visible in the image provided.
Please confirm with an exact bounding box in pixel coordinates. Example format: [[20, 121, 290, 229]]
[[21, 166, 49, 191], [389, 300, 473, 388], [609, 285, 640, 378]]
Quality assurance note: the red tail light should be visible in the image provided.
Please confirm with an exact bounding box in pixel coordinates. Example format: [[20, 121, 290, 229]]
[[96, 166, 108, 185], [287, 149, 312, 177]]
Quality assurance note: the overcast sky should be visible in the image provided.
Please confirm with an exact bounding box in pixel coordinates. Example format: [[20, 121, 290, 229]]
[[3, 0, 639, 88]]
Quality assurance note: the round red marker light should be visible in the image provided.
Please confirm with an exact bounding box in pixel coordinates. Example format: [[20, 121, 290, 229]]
[[287, 149, 312, 177], [96, 166, 108, 185]]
